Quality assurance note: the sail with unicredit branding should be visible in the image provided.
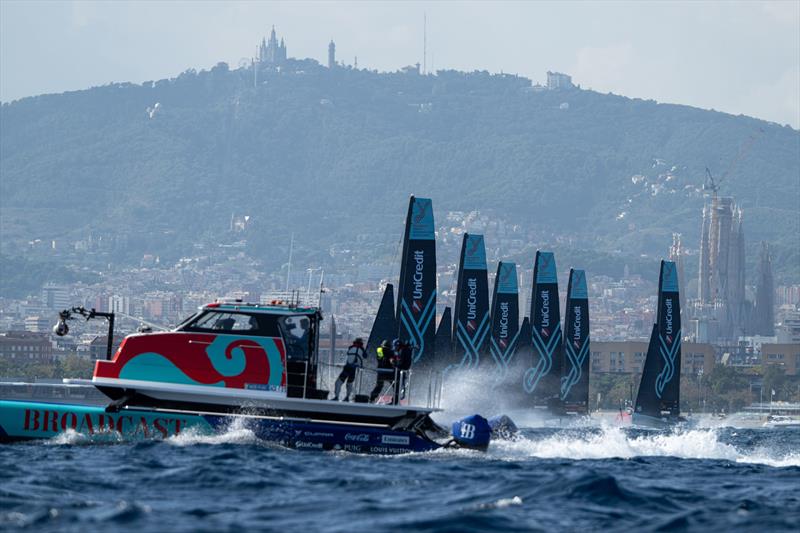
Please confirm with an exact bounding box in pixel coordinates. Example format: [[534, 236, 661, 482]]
[[634, 260, 682, 425], [522, 251, 564, 407], [450, 233, 491, 371], [489, 262, 521, 385], [395, 196, 437, 368], [560, 269, 590, 414]]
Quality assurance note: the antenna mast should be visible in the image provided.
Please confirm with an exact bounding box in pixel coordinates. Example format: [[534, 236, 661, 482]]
[[285, 233, 294, 291], [423, 12, 427, 75]]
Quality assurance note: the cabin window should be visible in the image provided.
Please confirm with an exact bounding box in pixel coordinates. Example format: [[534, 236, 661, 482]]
[[278, 315, 312, 359], [179, 311, 281, 337]]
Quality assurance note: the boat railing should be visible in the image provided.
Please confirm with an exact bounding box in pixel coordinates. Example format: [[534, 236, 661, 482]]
[[258, 289, 322, 309], [426, 371, 444, 410], [314, 361, 442, 408]]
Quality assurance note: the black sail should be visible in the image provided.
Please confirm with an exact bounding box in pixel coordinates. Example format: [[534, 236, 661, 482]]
[[366, 283, 397, 357], [451, 233, 491, 371], [434, 306, 453, 364], [489, 262, 521, 385], [522, 251, 564, 406], [560, 269, 590, 414], [634, 260, 683, 419], [656, 259, 682, 415], [634, 324, 662, 418], [396, 196, 437, 368]]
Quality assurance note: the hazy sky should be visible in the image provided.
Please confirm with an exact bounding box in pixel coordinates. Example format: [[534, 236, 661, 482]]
[[1, 1, 799, 128]]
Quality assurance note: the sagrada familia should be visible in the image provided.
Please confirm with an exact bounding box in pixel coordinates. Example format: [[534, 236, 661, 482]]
[[685, 195, 774, 343]]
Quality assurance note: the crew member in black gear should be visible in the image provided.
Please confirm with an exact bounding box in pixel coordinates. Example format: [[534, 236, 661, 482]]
[[369, 340, 394, 403], [333, 338, 365, 401], [392, 339, 414, 404]]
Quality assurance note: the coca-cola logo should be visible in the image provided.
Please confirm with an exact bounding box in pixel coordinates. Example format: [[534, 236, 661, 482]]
[[345, 433, 370, 442]]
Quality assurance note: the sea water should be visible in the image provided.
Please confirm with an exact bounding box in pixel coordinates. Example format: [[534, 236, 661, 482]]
[[1, 421, 798, 532]]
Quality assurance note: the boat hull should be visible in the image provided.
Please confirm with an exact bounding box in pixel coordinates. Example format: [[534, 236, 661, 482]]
[[631, 412, 693, 430], [0, 400, 441, 454]]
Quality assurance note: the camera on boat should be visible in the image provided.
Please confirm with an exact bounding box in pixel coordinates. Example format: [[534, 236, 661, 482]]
[[53, 310, 70, 336]]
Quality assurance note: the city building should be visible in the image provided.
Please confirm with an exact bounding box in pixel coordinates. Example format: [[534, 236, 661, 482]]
[[590, 340, 715, 376], [546, 71, 574, 90], [753, 241, 775, 336], [0, 331, 54, 363], [24, 316, 50, 333], [89, 335, 125, 360], [41, 284, 70, 310], [328, 40, 336, 69], [761, 343, 800, 376], [108, 295, 131, 315], [258, 26, 287, 65], [777, 312, 800, 343]]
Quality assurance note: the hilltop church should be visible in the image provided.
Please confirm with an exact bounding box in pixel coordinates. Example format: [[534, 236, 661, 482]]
[[258, 26, 287, 65]]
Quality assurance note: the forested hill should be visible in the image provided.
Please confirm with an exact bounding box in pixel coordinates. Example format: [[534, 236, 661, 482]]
[[1, 60, 798, 280]]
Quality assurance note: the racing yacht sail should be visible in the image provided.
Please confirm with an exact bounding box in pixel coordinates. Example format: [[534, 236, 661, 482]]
[[560, 269, 590, 414], [366, 283, 398, 357], [434, 306, 453, 362], [522, 251, 564, 409], [489, 262, 521, 385], [633, 260, 683, 427], [396, 196, 437, 368], [451, 233, 490, 371]]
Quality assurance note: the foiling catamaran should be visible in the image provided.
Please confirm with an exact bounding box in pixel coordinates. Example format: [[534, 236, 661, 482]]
[[632, 260, 686, 429], [364, 196, 593, 418]]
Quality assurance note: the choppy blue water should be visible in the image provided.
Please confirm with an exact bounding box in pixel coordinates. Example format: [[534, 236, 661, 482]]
[[2, 424, 798, 532]]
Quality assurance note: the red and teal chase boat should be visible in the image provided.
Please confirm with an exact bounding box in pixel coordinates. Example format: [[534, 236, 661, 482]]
[[0, 298, 501, 453]]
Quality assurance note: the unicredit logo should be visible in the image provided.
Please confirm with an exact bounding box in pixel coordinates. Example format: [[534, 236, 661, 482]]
[[541, 290, 550, 328], [412, 250, 424, 299], [466, 278, 477, 319], [499, 302, 509, 339], [573, 306, 581, 343], [665, 298, 673, 342]]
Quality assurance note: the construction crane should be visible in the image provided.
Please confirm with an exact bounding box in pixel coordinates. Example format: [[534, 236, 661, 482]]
[[703, 127, 765, 197], [703, 167, 722, 196]]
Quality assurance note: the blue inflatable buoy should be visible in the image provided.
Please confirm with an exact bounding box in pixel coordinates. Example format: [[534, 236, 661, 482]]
[[451, 414, 492, 451], [488, 414, 518, 440]]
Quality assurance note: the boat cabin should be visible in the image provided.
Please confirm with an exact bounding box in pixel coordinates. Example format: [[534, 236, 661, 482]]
[[93, 300, 329, 400]]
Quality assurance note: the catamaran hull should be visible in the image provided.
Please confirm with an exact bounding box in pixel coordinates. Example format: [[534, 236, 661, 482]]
[[631, 412, 692, 430], [0, 400, 442, 453]]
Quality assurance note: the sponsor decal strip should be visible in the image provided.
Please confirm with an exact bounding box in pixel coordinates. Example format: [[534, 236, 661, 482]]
[[489, 328, 522, 383], [560, 335, 590, 400], [655, 332, 681, 398], [450, 312, 491, 371], [522, 322, 562, 394], [400, 291, 436, 363]]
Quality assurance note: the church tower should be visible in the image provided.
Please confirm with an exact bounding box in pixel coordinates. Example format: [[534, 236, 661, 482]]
[[328, 40, 336, 69], [258, 26, 287, 65]]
